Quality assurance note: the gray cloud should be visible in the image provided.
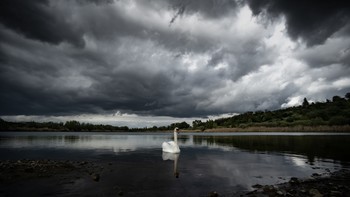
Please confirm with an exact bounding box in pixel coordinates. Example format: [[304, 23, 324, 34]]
[[296, 37, 350, 67], [206, 44, 276, 81], [1, 0, 350, 124], [168, 0, 239, 23]]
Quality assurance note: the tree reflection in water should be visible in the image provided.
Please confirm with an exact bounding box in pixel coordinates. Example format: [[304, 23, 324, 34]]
[[193, 135, 350, 165]]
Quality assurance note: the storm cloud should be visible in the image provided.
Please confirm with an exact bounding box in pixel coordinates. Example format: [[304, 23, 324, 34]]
[[1, 0, 350, 126], [246, 0, 350, 46]]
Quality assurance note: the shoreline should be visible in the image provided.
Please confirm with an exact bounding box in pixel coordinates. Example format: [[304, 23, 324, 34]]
[[1, 159, 349, 196], [200, 125, 350, 132], [242, 169, 350, 197], [151, 125, 350, 133], [1, 125, 350, 132]]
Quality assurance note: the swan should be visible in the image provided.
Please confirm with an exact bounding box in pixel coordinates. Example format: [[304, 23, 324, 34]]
[[162, 127, 180, 153]]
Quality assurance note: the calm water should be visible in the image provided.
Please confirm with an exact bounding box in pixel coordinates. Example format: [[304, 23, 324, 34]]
[[1, 132, 350, 196]]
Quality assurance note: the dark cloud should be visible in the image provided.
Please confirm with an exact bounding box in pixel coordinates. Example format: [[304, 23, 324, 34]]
[[1, 0, 350, 123], [0, 25, 207, 117], [169, 3, 186, 25], [246, 0, 350, 46], [0, 0, 112, 47]]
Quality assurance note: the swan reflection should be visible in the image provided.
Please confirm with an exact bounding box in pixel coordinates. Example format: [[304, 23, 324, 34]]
[[162, 152, 180, 178]]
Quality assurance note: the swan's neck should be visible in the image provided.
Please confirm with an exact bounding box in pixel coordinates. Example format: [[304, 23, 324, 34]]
[[174, 131, 178, 144]]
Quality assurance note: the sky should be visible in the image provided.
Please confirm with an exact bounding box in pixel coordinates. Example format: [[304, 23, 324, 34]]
[[1, 0, 350, 128]]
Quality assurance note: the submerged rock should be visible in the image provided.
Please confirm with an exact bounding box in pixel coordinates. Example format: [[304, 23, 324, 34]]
[[208, 191, 219, 197], [289, 177, 300, 185], [309, 188, 323, 197], [276, 189, 285, 196], [24, 167, 34, 173], [91, 173, 100, 182], [252, 184, 263, 188], [311, 173, 321, 177], [330, 190, 342, 196]]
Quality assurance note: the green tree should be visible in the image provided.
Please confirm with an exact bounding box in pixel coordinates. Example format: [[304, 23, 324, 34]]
[[345, 92, 350, 100], [302, 98, 309, 107], [64, 120, 81, 131], [0, 118, 9, 130], [205, 120, 215, 129], [192, 120, 203, 129], [170, 121, 190, 129], [332, 95, 342, 102], [329, 116, 349, 126]]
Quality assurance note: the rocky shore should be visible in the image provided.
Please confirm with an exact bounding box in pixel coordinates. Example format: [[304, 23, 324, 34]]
[[243, 169, 350, 197], [0, 159, 101, 182], [0, 159, 104, 197], [0, 159, 349, 196]]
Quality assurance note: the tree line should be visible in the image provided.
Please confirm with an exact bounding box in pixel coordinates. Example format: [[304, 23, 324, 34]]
[[0, 119, 129, 132], [1, 93, 349, 132]]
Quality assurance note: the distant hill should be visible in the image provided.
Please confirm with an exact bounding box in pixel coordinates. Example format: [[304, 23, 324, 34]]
[[191, 94, 350, 131]]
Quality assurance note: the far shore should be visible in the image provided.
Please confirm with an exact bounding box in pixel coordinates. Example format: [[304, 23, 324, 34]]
[[188, 125, 350, 132], [1, 125, 350, 132]]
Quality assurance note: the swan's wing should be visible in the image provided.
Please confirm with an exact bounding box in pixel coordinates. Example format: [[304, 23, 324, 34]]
[[167, 141, 176, 146]]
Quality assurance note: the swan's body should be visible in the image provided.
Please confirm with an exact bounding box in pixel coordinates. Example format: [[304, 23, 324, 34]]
[[162, 128, 180, 153], [162, 141, 180, 153]]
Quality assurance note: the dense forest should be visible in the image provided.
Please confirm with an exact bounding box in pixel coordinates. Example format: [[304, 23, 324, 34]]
[[0, 93, 349, 132]]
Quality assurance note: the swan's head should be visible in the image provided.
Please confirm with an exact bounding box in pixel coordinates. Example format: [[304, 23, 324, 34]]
[[174, 127, 179, 133]]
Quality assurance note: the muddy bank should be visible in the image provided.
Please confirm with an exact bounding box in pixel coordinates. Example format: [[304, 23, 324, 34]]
[[0, 159, 349, 196]]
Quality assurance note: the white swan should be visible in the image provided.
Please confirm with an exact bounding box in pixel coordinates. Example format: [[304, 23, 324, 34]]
[[162, 127, 180, 153]]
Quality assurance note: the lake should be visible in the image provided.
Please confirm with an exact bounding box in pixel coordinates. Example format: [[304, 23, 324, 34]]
[[1, 132, 350, 196]]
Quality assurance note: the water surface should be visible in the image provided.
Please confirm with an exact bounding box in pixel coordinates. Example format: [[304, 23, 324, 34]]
[[0, 132, 349, 196]]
